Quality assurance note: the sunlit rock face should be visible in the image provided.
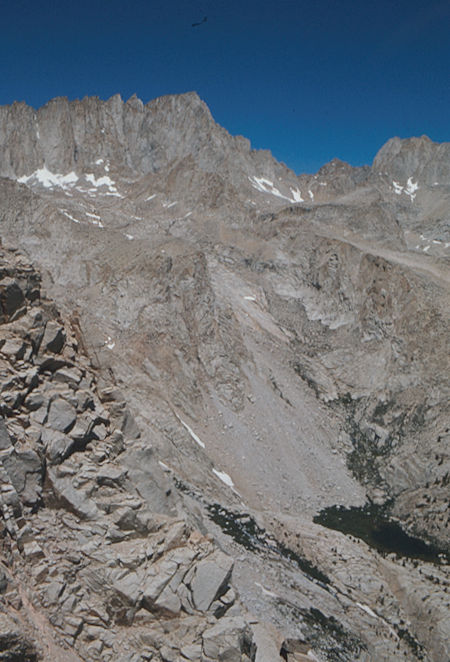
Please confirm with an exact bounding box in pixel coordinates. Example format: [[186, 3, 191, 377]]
[[0, 93, 449, 662]]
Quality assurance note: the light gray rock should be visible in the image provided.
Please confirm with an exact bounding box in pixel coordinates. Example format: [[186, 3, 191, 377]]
[[96, 465, 127, 487], [47, 467, 100, 520], [177, 583, 195, 615], [0, 418, 12, 450], [70, 411, 96, 444], [252, 623, 284, 662], [22, 540, 44, 560], [202, 616, 253, 662], [43, 431, 75, 464], [154, 585, 181, 614], [180, 643, 202, 661], [46, 397, 77, 432], [41, 320, 66, 354], [1, 446, 42, 504], [112, 570, 143, 605], [0, 612, 38, 661], [142, 560, 179, 605], [24, 391, 47, 411], [29, 404, 48, 425], [0, 278, 24, 321], [0, 338, 26, 359], [52, 366, 82, 387], [190, 550, 234, 611]]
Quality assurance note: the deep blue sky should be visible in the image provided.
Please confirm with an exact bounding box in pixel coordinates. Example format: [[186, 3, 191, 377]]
[[1, 0, 449, 173]]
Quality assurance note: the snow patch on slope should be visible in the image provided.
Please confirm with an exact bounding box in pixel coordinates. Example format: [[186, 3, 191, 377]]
[[392, 177, 419, 201], [248, 176, 303, 203], [85, 173, 122, 196], [60, 210, 81, 224], [212, 468, 234, 488], [175, 415, 205, 449], [18, 167, 78, 189]]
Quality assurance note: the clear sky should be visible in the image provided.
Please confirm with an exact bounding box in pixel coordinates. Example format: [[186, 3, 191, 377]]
[[1, 0, 449, 173]]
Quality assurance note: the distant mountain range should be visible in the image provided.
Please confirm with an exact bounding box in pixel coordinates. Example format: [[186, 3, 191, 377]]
[[0, 92, 449, 662]]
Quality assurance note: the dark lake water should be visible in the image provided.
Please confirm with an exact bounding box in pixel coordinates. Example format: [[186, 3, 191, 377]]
[[314, 504, 448, 564]]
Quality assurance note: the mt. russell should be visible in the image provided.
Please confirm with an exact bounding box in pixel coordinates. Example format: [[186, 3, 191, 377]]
[[0, 92, 449, 662]]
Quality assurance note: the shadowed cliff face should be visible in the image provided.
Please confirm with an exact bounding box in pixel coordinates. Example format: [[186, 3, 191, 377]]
[[0, 92, 449, 662]]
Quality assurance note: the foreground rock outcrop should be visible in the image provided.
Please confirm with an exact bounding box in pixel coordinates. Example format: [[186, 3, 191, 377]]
[[0, 246, 262, 661]]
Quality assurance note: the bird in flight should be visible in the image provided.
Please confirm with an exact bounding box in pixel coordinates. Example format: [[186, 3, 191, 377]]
[[192, 16, 207, 27]]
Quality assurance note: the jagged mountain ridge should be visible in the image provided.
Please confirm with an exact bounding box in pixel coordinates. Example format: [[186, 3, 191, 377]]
[[0, 92, 449, 662], [0, 92, 295, 191]]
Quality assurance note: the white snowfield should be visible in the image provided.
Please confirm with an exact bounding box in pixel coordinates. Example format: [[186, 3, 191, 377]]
[[356, 602, 378, 619], [212, 468, 235, 488], [85, 173, 121, 196], [59, 208, 105, 229], [60, 209, 81, 224], [18, 167, 78, 189], [84, 212, 104, 228], [16, 166, 123, 198], [248, 175, 303, 203], [176, 415, 206, 449], [392, 177, 419, 201]]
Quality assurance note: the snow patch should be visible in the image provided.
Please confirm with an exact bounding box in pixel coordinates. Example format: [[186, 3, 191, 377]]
[[84, 173, 122, 197], [308, 189, 314, 200], [104, 336, 115, 350], [95, 158, 104, 165], [146, 193, 156, 201], [244, 295, 257, 301], [125, 234, 134, 240], [405, 177, 419, 200], [248, 176, 304, 203], [85, 211, 104, 228], [255, 582, 278, 598], [86, 173, 114, 188], [290, 187, 304, 202], [60, 210, 81, 224], [356, 602, 378, 619], [392, 178, 419, 201], [212, 468, 234, 488], [18, 167, 78, 189], [177, 417, 205, 449]]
